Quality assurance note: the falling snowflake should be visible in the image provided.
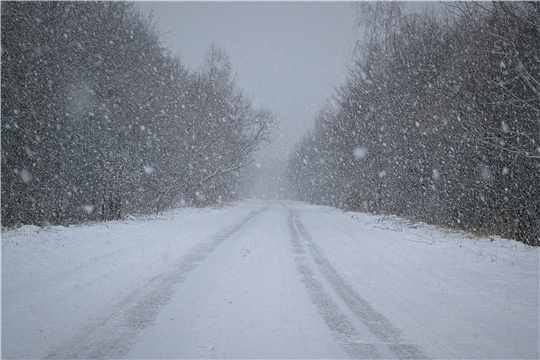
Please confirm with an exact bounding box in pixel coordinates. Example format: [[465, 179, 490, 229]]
[[20, 169, 32, 184], [353, 146, 368, 159], [83, 205, 94, 214], [480, 164, 492, 181]]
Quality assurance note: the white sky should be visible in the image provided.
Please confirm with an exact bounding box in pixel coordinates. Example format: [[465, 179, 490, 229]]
[[136, 1, 361, 163]]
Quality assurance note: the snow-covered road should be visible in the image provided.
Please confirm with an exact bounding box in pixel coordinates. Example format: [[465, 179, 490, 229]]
[[2, 200, 538, 359]]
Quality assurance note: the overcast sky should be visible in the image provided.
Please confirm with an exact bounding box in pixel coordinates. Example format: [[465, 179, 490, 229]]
[[136, 1, 361, 163]]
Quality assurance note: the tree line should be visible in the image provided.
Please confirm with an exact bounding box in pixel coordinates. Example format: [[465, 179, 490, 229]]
[[2, 2, 273, 226], [286, 2, 539, 245]]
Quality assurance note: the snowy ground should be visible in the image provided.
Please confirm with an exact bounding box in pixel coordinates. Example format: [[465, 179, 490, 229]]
[[2, 200, 538, 359]]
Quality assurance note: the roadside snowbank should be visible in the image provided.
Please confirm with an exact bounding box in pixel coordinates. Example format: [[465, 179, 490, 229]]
[[295, 202, 539, 359], [1, 204, 255, 359]]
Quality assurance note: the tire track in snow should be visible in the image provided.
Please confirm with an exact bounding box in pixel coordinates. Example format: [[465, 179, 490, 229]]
[[290, 210, 429, 359], [45, 207, 268, 360], [288, 212, 381, 359]]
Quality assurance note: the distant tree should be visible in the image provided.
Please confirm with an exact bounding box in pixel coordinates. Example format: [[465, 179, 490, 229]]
[[182, 44, 274, 205]]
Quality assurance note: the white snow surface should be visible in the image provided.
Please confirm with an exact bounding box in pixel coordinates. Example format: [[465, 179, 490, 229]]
[[2, 200, 538, 359]]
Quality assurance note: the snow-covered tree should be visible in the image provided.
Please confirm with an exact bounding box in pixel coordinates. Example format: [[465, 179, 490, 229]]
[[2, 2, 274, 226], [286, 2, 539, 245]]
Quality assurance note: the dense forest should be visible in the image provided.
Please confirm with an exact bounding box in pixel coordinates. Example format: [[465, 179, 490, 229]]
[[2, 2, 274, 226], [286, 2, 539, 245], [3, 1, 538, 246]]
